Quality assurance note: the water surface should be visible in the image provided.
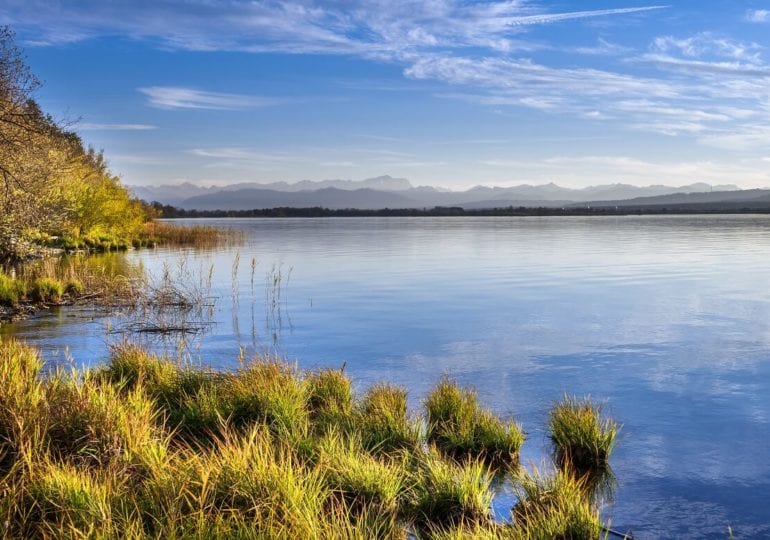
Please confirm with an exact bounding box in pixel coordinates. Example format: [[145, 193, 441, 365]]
[[4, 215, 770, 538]]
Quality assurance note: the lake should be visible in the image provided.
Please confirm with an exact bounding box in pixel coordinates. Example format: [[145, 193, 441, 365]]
[[3, 215, 770, 538]]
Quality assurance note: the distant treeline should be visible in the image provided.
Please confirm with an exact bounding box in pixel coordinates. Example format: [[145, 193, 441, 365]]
[[148, 202, 770, 219]]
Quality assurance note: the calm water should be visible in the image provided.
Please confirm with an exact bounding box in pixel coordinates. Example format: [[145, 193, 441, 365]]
[[4, 215, 770, 538]]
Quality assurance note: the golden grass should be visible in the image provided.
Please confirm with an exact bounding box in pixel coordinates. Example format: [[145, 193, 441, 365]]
[[0, 339, 616, 538]]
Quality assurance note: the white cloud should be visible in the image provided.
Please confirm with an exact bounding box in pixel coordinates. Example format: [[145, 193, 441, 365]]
[[139, 87, 282, 110], [650, 32, 763, 64], [478, 155, 770, 188], [573, 38, 632, 56], [79, 123, 157, 130], [5, 1, 668, 58], [746, 9, 770, 22]]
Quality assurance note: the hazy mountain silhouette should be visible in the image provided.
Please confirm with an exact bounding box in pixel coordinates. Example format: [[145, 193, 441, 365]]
[[130, 176, 744, 210]]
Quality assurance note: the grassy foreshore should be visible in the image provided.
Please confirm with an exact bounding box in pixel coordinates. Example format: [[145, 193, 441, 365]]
[[0, 222, 240, 323], [0, 340, 619, 539]]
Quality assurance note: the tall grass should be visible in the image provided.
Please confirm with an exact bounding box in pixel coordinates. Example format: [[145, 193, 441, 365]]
[[426, 378, 525, 466], [142, 221, 243, 249], [512, 465, 603, 540], [411, 448, 493, 530], [0, 339, 619, 538], [358, 384, 421, 455], [548, 395, 619, 475]]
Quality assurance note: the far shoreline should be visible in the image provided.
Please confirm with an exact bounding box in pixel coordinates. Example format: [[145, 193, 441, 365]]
[[151, 203, 770, 219]]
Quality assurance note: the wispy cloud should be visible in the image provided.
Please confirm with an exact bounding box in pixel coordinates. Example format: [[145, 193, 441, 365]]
[[478, 155, 770, 188], [505, 6, 667, 27], [4, 1, 667, 58], [139, 87, 282, 110], [79, 122, 157, 130], [573, 38, 632, 56], [746, 9, 770, 23]]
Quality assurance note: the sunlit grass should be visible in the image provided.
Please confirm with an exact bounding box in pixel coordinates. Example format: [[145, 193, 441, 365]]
[[512, 465, 603, 540], [0, 339, 619, 538], [549, 395, 619, 474], [426, 378, 525, 466]]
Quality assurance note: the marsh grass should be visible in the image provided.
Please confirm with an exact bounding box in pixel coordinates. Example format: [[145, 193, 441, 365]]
[[512, 465, 603, 540], [320, 432, 409, 513], [142, 221, 243, 249], [549, 395, 619, 475], [1, 253, 142, 311], [357, 384, 422, 455], [0, 339, 618, 538], [411, 448, 493, 530], [307, 368, 355, 434], [426, 379, 525, 467]]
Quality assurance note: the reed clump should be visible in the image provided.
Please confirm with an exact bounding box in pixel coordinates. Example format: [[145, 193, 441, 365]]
[[142, 221, 243, 249], [425, 378, 525, 466], [548, 395, 619, 474], [1, 254, 141, 312], [0, 339, 618, 538], [511, 465, 602, 540]]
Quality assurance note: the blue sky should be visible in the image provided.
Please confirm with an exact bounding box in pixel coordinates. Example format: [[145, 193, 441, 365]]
[[3, 1, 770, 189]]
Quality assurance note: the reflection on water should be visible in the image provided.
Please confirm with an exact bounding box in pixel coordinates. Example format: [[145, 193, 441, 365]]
[[3, 215, 770, 538]]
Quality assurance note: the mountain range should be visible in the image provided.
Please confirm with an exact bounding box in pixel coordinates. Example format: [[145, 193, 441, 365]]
[[130, 175, 746, 211]]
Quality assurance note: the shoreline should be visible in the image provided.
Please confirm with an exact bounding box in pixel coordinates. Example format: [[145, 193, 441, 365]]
[[152, 205, 770, 219]]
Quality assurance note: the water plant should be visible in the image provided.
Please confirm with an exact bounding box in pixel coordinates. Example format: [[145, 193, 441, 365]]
[[357, 383, 421, 455], [29, 277, 64, 303], [0, 338, 621, 538], [425, 378, 525, 466], [512, 465, 603, 540], [411, 448, 494, 530], [548, 395, 619, 474], [0, 271, 26, 305]]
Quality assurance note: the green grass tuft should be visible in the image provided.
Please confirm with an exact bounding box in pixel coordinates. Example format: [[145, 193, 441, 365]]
[[320, 432, 409, 513], [411, 448, 494, 530], [29, 277, 64, 303], [548, 395, 619, 474], [0, 272, 27, 306], [307, 368, 354, 434], [426, 378, 524, 466], [512, 465, 602, 540], [357, 384, 421, 455], [0, 339, 621, 538]]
